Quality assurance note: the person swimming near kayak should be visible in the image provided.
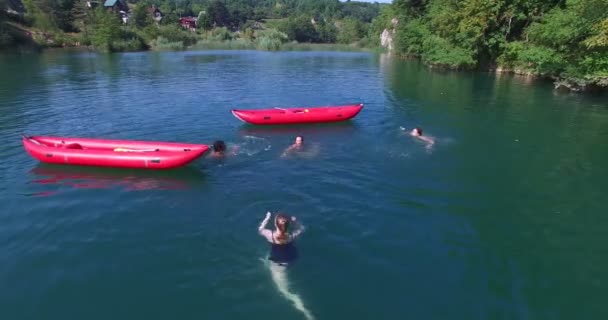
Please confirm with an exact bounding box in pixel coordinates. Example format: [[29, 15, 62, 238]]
[[258, 211, 314, 320], [281, 136, 304, 157], [212, 140, 227, 156], [402, 126, 435, 149], [210, 140, 239, 157]]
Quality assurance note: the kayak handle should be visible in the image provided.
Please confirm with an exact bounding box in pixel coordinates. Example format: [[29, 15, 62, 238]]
[[23, 135, 42, 145]]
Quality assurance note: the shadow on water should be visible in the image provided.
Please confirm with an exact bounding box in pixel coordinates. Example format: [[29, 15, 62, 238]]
[[183, 54, 232, 64], [28, 163, 208, 192], [236, 121, 360, 138]]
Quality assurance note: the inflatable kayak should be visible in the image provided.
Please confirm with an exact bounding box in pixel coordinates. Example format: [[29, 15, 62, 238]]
[[22, 135, 209, 169], [231, 103, 363, 125]]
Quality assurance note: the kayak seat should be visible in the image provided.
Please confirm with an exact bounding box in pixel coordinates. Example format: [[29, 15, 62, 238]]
[[65, 143, 83, 150]]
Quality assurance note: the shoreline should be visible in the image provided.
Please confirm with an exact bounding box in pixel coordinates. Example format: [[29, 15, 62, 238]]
[[0, 39, 379, 54], [391, 53, 607, 94], [2, 41, 604, 95]]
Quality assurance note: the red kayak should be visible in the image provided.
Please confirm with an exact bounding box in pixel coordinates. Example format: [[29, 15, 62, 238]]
[[22, 135, 209, 170], [231, 103, 364, 125]]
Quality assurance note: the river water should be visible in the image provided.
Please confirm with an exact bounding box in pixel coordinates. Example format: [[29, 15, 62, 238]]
[[0, 49, 607, 320]]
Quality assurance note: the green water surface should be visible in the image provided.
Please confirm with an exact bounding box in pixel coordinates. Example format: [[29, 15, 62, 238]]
[[1, 49, 607, 320]]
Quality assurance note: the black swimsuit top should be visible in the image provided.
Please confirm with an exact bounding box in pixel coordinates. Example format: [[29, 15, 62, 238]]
[[269, 231, 298, 264]]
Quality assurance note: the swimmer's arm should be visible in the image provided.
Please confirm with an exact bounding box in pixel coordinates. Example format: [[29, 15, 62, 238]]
[[258, 212, 273, 241], [291, 218, 306, 239], [422, 136, 435, 145], [231, 145, 240, 155], [281, 147, 291, 157], [258, 211, 271, 232], [281, 144, 298, 157]]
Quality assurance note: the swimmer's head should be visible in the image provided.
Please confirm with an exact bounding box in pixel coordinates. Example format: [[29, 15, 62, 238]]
[[212, 140, 226, 153], [274, 213, 290, 233], [295, 136, 303, 145], [411, 128, 423, 136]]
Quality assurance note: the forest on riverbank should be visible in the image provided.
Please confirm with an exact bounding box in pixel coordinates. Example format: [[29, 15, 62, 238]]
[[2, 0, 607, 92], [0, 0, 386, 52], [374, 0, 608, 91]]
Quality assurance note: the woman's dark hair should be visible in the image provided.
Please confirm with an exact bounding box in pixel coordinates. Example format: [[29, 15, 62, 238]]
[[274, 213, 291, 241], [213, 140, 226, 152], [414, 128, 423, 135]]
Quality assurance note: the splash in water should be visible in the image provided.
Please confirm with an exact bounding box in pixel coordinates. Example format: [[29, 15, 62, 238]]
[[236, 136, 272, 156]]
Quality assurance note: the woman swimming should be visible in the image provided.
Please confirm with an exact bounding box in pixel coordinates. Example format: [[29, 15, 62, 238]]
[[258, 211, 305, 265], [281, 136, 304, 157], [401, 126, 435, 149], [258, 211, 314, 320]]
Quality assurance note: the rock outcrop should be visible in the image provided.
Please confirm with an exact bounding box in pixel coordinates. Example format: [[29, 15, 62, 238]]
[[380, 18, 398, 52]]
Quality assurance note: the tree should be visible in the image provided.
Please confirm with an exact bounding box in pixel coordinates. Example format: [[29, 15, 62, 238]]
[[317, 20, 337, 43], [89, 7, 121, 51], [206, 0, 230, 28], [197, 9, 211, 30], [133, 1, 154, 28], [337, 17, 363, 44], [280, 15, 319, 42]]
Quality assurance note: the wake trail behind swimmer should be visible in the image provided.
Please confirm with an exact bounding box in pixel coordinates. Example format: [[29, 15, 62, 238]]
[[258, 211, 315, 320], [264, 259, 315, 320]]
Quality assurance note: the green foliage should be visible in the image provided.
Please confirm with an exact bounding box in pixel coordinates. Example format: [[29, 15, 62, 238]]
[[89, 8, 121, 51], [133, 2, 154, 28], [256, 28, 288, 50], [380, 0, 608, 89], [279, 41, 366, 52], [279, 15, 319, 43], [193, 38, 255, 50], [197, 9, 211, 30], [3, 0, 388, 53], [316, 20, 337, 43], [157, 24, 197, 46], [394, 18, 429, 56], [207, 26, 233, 41], [583, 19, 608, 49], [526, 7, 586, 49], [340, 1, 381, 23], [421, 35, 476, 69], [20, 0, 77, 32], [241, 27, 255, 41], [206, 0, 231, 28], [150, 36, 184, 50], [337, 17, 364, 44], [111, 36, 148, 51], [366, 5, 395, 47], [497, 41, 565, 74]]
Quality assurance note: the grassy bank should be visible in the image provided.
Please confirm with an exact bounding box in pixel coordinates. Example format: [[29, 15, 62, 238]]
[[192, 39, 375, 52]]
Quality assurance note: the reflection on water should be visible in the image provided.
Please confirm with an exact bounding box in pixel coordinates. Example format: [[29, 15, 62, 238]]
[[28, 164, 207, 192], [237, 121, 359, 138], [183, 54, 231, 64]]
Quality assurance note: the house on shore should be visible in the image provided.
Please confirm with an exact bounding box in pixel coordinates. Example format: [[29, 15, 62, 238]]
[[103, 0, 129, 24], [148, 5, 163, 24], [179, 17, 197, 31]]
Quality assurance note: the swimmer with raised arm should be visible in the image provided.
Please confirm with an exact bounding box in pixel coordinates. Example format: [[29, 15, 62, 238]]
[[258, 211, 305, 265], [281, 136, 304, 157], [258, 211, 314, 320]]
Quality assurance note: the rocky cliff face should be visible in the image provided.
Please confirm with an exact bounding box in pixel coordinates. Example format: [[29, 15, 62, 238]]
[[3, 0, 24, 14], [380, 18, 398, 53]]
